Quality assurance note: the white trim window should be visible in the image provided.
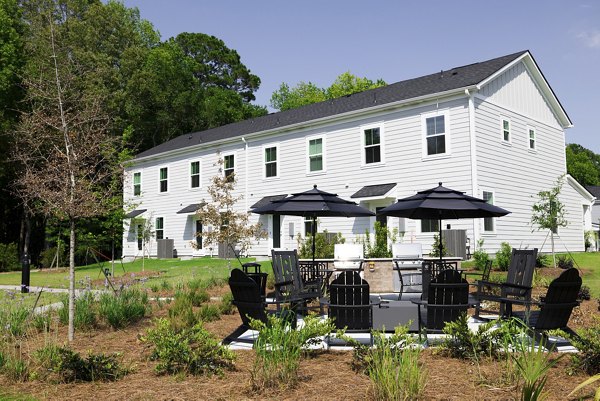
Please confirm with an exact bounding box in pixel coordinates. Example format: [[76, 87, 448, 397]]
[[264, 145, 278, 178], [422, 111, 449, 157], [159, 167, 168, 193], [362, 124, 384, 165], [155, 217, 164, 240], [133, 172, 141, 196], [223, 154, 235, 180], [307, 136, 325, 173], [421, 219, 439, 233], [482, 190, 495, 232], [304, 216, 315, 236], [528, 127, 536, 150], [190, 160, 201, 189], [502, 118, 511, 143]]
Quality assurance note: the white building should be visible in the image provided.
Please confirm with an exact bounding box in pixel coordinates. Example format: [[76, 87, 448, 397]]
[[122, 51, 594, 259]]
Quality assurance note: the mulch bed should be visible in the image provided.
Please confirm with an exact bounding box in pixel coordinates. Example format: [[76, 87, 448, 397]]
[[1, 281, 598, 400]]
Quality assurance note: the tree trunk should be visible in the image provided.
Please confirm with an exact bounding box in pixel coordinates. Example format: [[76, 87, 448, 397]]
[[551, 231, 556, 268], [68, 218, 75, 342]]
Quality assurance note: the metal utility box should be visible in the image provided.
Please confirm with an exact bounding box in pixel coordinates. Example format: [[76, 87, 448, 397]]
[[157, 238, 174, 259], [442, 229, 467, 260]]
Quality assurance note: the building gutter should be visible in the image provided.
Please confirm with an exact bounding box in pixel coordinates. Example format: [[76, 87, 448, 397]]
[[466, 88, 480, 248], [241, 137, 248, 212]]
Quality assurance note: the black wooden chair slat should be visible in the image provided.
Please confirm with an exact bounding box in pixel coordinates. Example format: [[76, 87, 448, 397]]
[[328, 271, 373, 336], [271, 250, 322, 312]]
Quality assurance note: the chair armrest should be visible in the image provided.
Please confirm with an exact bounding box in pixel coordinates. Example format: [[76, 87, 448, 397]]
[[274, 280, 293, 288], [500, 282, 532, 291]]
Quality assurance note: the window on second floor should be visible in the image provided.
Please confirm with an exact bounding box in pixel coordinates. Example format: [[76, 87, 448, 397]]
[[159, 167, 168, 193], [223, 154, 234, 180], [421, 219, 439, 233], [528, 128, 536, 150], [133, 172, 141, 196], [190, 161, 200, 188], [425, 115, 446, 155], [502, 119, 511, 142], [308, 137, 324, 172], [483, 191, 495, 232], [264, 146, 278, 178], [364, 127, 382, 164], [155, 217, 164, 240]]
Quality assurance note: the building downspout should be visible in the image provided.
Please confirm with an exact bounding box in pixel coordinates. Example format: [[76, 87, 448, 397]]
[[241, 137, 248, 212], [466, 89, 480, 250]]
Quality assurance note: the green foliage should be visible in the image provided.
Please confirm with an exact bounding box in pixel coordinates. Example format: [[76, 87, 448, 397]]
[[197, 304, 221, 322], [58, 292, 97, 330], [586, 230, 597, 250], [0, 298, 29, 337], [556, 254, 574, 269], [251, 314, 334, 390], [98, 288, 149, 330], [512, 340, 561, 401], [174, 287, 210, 307], [168, 295, 199, 331], [1, 352, 29, 382], [270, 71, 386, 111], [40, 245, 68, 269], [297, 230, 345, 259], [362, 222, 394, 258], [429, 233, 449, 257], [536, 253, 549, 268], [579, 285, 591, 301], [143, 318, 235, 376], [568, 316, 600, 375], [568, 373, 600, 401], [566, 143, 600, 186], [35, 345, 127, 383], [218, 292, 235, 315], [0, 243, 19, 272], [31, 311, 52, 333], [472, 239, 490, 270], [495, 242, 512, 271]]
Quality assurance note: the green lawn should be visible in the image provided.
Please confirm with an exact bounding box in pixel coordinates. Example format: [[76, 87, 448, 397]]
[[0, 257, 270, 291], [0, 290, 62, 308]]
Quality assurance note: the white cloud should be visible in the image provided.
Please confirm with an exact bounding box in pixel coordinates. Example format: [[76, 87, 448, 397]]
[[577, 30, 600, 48]]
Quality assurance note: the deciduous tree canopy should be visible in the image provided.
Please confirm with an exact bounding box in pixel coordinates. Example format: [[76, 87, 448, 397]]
[[566, 143, 600, 186]]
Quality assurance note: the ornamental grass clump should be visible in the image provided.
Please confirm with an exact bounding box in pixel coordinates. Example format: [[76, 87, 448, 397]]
[[512, 339, 561, 401], [142, 318, 234, 376], [58, 291, 97, 330], [98, 288, 149, 330], [0, 299, 30, 338], [250, 313, 334, 390]]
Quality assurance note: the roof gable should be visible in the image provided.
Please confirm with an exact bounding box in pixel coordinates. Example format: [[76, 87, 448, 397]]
[[136, 51, 532, 160]]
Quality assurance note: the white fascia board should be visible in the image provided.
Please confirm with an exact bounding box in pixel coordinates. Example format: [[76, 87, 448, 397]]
[[131, 87, 477, 165], [567, 174, 595, 203], [477, 52, 572, 129]]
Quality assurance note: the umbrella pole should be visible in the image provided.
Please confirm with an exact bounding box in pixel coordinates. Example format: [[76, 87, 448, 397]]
[[311, 215, 317, 263], [439, 217, 443, 263]]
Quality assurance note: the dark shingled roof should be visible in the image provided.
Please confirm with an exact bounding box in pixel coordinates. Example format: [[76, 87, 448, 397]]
[[136, 51, 528, 159], [124, 209, 147, 218], [176, 203, 206, 214], [250, 194, 288, 209], [351, 183, 397, 199], [585, 186, 600, 199]]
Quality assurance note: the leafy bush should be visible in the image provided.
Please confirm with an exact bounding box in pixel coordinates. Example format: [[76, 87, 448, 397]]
[[40, 246, 67, 269], [98, 288, 149, 330], [495, 242, 512, 271], [251, 314, 334, 390], [1, 353, 29, 382], [0, 243, 20, 272], [174, 287, 209, 307], [568, 316, 600, 375], [0, 300, 30, 337], [297, 230, 345, 259], [58, 292, 97, 330], [536, 253, 549, 268], [168, 296, 199, 331], [31, 311, 52, 333], [429, 233, 449, 257], [556, 255, 574, 269], [578, 285, 591, 301], [198, 304, 221, 322], [219, 292, 235, 315], [363, 222, 395, 258], [35, 345, 127, 382], [143, 318, 235, 376], [472, 239, 490, 270], [512, 340, 561, 401]]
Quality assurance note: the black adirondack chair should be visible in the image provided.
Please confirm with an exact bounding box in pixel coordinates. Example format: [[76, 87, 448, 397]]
[[421, 260, 459, 301], [328, 271, 373, 345], [271, 249, 322, 313], [474, 248, 537, 319], [414, 269, 470, 341], [512, 268, 582, 345], [223, 268, 296, 345]]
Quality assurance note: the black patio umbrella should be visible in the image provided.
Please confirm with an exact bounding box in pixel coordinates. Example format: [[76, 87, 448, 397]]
[[251, 185, 375, 261], [377, 182, 510, 261]]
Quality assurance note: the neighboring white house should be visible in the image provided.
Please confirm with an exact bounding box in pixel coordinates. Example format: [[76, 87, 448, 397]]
[[585, 185, 600, 250], [122, 50, 595, 260]]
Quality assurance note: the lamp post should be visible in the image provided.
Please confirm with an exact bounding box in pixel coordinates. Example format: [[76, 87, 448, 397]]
[[21, 251, 30, 293]]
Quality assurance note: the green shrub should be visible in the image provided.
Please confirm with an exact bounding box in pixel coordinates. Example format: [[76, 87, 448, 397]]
[[36, 346, 127, 382], [168, 296, 199, 331], [363, 222, 394, 258], [160, 279, 172, 291], [297, 230, 345, 259], [174, 287, 209, 307], [250, 314, 334, 390], [556, 255, 574, 269], [219, 293, 235, 315], [472, 239, 490, 270], [512, 340, 561, 401], [495, 242, 512, 271], [143, 318, 235, 376], [2, 353, 29, 382], [0, 300, 30, 337], [0, 243, 20, 272], [198, 304, 221, 322], [31, 311, 52, 333], [430, 233, 449, 257], [536, 253, 549, 268], [578, 285, 591, 301], [40, 246, 67, 269], [568, 316, 600, 375], [98, 288, 149, 330], [58, 292, 97, 330]]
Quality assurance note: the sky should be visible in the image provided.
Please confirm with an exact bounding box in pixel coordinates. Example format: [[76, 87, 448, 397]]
[[123, 0, 600, 153]]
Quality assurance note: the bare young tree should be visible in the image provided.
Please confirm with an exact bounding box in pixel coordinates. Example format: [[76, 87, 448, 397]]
[[12, 11, 120, 341], [195, 156, 266, 265]]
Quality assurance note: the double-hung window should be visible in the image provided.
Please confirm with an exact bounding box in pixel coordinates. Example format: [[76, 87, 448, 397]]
[[421, 219, 439, 233], [133, 172, 141, 196], [190, 161, 200, 188], [502, 119, 511, 143], [482, 191, 495, 232], [223, 154, 234, 180], [528, 128, 536, 150], [155, 217, 164, 240], [308, 137, 324, 172], [425, 115, 446, 155], [159, 167, 168, 193], [363, 127, 382, 164], [304, 217, 315, 236], [264, 146, 278, 178]]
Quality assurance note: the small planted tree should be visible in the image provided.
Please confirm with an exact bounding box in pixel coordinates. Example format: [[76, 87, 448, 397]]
[[531, 176, 567, 268], [195, 156, 266, 266]]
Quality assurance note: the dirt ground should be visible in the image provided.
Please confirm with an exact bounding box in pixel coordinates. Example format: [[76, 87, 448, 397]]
[[1, 278, 599, 401]]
